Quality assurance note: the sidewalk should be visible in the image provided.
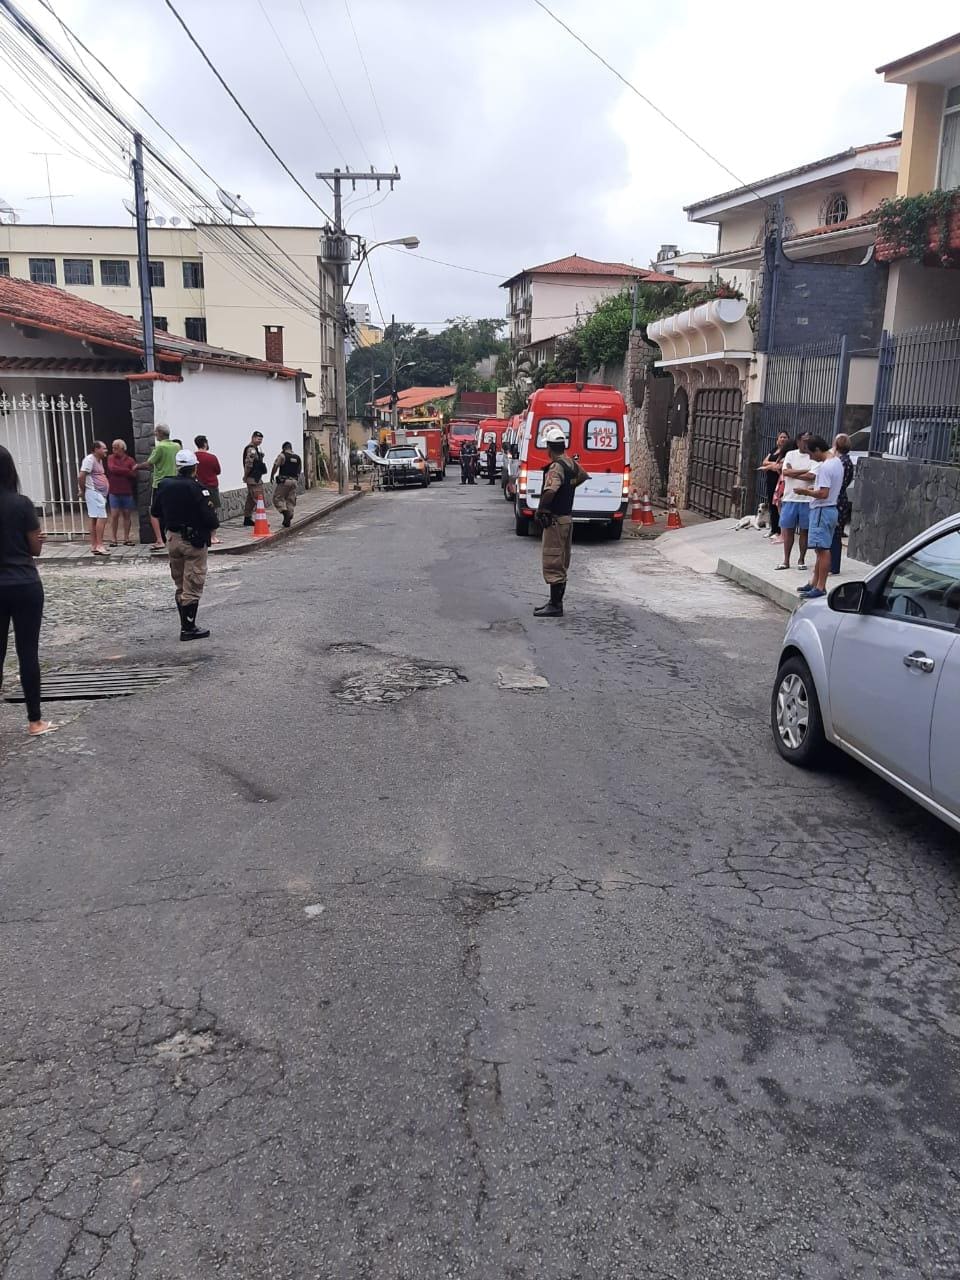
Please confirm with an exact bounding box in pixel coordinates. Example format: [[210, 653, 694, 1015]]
[[40, 487, 362, 566], [654, 517, 872, 612]]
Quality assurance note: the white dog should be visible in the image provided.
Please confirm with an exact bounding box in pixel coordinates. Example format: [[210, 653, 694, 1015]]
[[734, 502, 770, 531]]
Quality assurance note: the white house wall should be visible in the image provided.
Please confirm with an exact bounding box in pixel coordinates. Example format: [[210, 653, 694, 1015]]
[[529, 276, 632, 345], [153, 368, 303, 491]]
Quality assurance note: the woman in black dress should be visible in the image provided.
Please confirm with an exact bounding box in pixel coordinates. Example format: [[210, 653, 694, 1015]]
[[760, 431, 792, 540], [0, 446, 56, 736]]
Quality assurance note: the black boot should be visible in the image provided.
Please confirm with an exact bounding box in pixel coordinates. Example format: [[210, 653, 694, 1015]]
[[533, 583, 564, 617], [180, 601, 210, 641], [282, 512, 292, 528], [243, 516, 255, 526]]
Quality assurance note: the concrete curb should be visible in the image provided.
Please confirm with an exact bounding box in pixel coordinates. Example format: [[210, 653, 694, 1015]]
[[210, 490, 362, 557], [717, 558, 798, 613], [39, 491, 362, 566]]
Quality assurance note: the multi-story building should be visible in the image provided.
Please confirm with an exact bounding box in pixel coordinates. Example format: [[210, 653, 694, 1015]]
[[501, 253, 680, 362], [346, 301, 371, 327], [651, 245, 715, 284], [0, 221, 338, 424]]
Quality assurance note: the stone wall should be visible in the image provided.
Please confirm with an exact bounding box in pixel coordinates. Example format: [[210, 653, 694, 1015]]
[[848, 457, 960, 566], [625, 333, 658, 497], [129, 380, 156, 544]]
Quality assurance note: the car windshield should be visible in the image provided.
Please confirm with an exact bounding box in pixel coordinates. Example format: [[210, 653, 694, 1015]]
[[451, 425, 475, 437]]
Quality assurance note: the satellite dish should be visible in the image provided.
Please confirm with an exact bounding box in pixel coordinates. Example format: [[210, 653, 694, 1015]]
[[217, 188, 254, 219], [170, 216, 182, 227], [153, 214, 167, 227]]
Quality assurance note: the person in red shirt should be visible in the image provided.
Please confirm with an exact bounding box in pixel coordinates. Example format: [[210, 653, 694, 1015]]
[[193, 435, 222, 545], [104, 439, 138, 546]]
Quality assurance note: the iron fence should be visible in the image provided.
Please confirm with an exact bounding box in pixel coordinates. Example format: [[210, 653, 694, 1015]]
[[758, 337, 849, 462], [0, 392, 94, 537], [870, 320, 960, 465]]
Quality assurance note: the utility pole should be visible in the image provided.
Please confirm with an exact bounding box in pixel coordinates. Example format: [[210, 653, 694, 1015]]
[[316, 166, 401, 494], [390, 313, 400, 438], [132, 133, 155, 373]]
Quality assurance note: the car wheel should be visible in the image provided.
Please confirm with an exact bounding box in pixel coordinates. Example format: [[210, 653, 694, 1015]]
[[771, 656, 826, 767], [607, 520, 623, 541], [515, 509, 530, 536]]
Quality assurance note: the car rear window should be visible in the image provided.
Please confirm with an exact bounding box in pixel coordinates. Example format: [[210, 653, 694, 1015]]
[[535, 417, 571, 448], [390, 448, 418, 459], [585, 418, 619, 451]]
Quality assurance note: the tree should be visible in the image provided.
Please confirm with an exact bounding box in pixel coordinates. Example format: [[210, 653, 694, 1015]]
[[347, 316, 510, 400]]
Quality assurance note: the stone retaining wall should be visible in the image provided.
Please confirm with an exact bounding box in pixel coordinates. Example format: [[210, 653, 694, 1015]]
[[848, 457, 960, 566]]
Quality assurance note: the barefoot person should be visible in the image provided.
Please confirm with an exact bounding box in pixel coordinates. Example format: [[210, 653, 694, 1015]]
[[0, 445, 56, 736], [105, 439, 138, 546], [77, 440, 110, 557]]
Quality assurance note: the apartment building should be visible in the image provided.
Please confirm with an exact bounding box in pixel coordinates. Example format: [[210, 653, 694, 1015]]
[[0, 221, 337, 422]]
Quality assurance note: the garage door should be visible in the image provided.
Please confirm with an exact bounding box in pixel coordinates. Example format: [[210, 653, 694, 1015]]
[[687, 388, 743, 519]]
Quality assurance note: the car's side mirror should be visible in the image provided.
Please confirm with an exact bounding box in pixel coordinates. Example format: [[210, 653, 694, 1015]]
[[828, 581, 865, 613]]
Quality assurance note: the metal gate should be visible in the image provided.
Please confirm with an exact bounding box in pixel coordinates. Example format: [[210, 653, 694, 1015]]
[[0, 393, 93, 538], [758, 337, 849, 465], [687, 387, 743, 518], [871, 320, 960, 463], [643, 373, 675, 498]]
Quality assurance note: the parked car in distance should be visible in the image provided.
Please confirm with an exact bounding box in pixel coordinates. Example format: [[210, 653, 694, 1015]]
[[379, 445, 431, 488], [771, 513, 960, 834], [514, 383, 630, 539]]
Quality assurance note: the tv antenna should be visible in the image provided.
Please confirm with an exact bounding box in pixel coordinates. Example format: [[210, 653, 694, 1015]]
[[217, 189, 255, 221], [0, 197, 20, 225], [28, 152, 74, 223]]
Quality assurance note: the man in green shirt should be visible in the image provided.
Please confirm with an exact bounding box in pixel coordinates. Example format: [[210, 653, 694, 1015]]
[[138, 423, 179, 550]]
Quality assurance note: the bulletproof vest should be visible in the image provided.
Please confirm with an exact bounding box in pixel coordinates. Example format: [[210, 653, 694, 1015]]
[[156, 476, 211, 530], [543, 456, 577, 516], [278, 453, 301, 479]]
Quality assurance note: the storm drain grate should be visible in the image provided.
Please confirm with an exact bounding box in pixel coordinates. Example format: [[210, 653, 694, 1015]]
[[3, 666, 183, 702]]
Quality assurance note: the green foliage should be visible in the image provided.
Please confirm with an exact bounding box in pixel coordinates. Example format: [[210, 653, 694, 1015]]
[[346, 316, 509, 409], [875, 189, 960, 265]]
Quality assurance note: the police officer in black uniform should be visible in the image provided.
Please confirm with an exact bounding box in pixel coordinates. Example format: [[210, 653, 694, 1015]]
[[485, 437, 497, 485], [460, 439, 479, 485], [151, 449, 220, 640]]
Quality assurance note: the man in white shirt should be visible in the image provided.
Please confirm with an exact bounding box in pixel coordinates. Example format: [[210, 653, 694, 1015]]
[[777, 432, 820, 573], [796, 436, 845, 599]]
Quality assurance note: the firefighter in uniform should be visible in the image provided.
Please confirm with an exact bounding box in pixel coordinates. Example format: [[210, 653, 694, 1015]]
[[270, 441, 302, 528], [533, 425, 590, 617], [151, 449, 220, 640], [460, 439, 478, 485]]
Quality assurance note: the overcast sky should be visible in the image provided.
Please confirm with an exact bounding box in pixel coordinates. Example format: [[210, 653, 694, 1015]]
[[0, 0, 955, 331]]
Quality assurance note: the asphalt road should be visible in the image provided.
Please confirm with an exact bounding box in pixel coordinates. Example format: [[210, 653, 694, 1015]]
[[2, 481, 959, 1279]]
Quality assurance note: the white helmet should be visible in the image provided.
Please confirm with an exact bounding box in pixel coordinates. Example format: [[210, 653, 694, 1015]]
[[544, 426, 566, 445]]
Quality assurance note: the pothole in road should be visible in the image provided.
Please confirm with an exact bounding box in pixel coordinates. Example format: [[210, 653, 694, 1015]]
[[335, 659, 466, 705], [153, 1029, 217, 1060]]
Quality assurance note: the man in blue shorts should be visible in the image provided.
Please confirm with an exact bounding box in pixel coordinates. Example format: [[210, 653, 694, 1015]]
[[796, 437, 844, 599], [776, 432, 818, 573]]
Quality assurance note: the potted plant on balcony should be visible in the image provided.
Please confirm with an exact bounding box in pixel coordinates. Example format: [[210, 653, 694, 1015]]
[[874, 189, 960, 266]]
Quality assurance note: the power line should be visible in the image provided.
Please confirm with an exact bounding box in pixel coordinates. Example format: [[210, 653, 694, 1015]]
[[387, 247, 504, 278], [253, 0, 344, 163], [342, 0, 394, 167], [161, 0, 333, 223], [530, 0, 772, 208], [296, 0, 368, 160]]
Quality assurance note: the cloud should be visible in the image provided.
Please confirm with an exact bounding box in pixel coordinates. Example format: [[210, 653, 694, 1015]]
[[0, 0, 956, 331]]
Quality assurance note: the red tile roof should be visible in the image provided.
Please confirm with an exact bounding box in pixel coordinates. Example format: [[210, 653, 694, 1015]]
[[0, 275, 301, 378], [501, 254, 680, 287], [787, 212, 876, 241], [373, 385, 456, 410]]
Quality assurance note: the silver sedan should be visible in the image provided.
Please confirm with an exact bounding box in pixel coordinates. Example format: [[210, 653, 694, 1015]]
[[771, 513, 960, 834]]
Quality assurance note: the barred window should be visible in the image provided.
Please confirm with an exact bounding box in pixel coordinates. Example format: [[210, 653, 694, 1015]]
[[29, 258, 56, 285], [64, 258, 94, 286], [182, 261, 204, 289], [824, 193, 849, 226], [100, 260, 131, 287]]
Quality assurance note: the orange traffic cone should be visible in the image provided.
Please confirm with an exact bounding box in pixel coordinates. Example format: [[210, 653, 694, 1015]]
[[630, 489, 643, 525], [252, 495, 270, 538], [640, 492, 656, 526], [665, 493, 683, 530]]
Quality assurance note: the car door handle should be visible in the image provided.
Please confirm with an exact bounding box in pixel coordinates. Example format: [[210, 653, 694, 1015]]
[[903, 651, 936, 674]]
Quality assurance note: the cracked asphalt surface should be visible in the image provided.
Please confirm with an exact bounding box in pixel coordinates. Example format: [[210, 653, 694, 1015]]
[[2, 482, 959, 1278]]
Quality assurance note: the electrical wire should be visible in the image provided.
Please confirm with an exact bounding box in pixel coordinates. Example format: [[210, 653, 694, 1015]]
[[530, 0, 772, 207], [296, 0, 369, 160], [161, 0, 333, 223], [253, 0, 345, 163], [342, 0, 394, 168]]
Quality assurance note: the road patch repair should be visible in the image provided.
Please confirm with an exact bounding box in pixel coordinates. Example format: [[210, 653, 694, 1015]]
[[331, 643, 467, 706], [497, 666, 549, 691]]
